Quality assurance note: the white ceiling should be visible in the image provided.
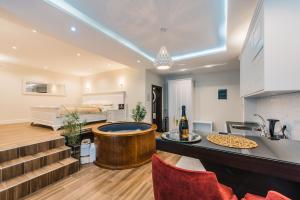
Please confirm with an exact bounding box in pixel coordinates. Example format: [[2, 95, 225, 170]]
[[0, 0, 257, 75], [63, 0, 225, 57], [0, 9, 127, 76]]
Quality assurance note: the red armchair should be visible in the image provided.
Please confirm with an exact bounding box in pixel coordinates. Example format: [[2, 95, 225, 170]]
[[152, 154, 237, 200], [242, 191, 291, 200]]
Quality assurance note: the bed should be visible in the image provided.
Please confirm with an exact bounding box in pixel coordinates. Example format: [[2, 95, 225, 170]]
[[30, 91, 126, 131], [30, 105, 108, 131]]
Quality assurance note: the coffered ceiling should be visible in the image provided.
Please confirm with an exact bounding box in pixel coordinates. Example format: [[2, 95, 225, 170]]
[[0, 0, 257, 75]]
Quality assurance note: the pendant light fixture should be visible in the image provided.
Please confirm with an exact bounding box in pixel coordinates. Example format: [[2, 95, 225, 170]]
[[154, 27, 173, 70]]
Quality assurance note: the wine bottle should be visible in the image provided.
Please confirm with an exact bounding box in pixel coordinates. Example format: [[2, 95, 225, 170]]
[[179, 105, 189, 140]]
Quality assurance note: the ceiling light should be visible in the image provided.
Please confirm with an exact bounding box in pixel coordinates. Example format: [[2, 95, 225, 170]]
[[154, 46, 173, 70], [76, 53, 81, 56], [204, 65, 214, 68], [70, 26, 76, 32], [179, 68, 187, 72], [200, 63, 226, 69], [43, 66, 48, 70], [0, 54, 17, 63], [137, 60, 141, 63], [32, 29, 37, 33], [154, 27, 173, 70], [157, 65, 170, 70], [107, 63, 112, 66], [11, 46, 17, 50]]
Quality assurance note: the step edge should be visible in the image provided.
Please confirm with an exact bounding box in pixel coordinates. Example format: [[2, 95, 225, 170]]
[[0, 146, 70, 169], [0, 136, 65, 152], [1, 157, 79, 190]]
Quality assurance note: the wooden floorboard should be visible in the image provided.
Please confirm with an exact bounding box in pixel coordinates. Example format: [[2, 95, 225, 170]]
[[0, 122, 104, 150], [25, 151, 180, 200], [0, 123, 181, 200], [0, 123, 60, 150]]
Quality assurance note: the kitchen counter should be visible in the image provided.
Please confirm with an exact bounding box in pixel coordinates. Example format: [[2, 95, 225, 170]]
[[156, 132, 300, 199]]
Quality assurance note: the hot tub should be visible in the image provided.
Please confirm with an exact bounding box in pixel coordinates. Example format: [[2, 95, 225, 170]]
[[92, 122, 157, 169]]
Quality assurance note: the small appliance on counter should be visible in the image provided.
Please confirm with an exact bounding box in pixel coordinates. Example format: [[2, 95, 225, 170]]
[[225, 121, 261, 136], [267, 119, 288, 140]]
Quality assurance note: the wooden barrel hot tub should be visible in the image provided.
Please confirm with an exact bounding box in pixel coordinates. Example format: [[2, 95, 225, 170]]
[[92, 122, 157, 169]]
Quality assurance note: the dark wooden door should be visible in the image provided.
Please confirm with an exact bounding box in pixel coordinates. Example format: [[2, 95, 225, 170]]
[[152, 85, 163, 132]]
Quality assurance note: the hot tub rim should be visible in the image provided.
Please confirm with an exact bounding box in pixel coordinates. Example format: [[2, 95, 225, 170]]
[[92, 122, 157, 136]]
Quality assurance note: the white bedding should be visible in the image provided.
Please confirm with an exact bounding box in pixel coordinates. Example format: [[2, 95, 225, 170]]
[[30, 106, 107, 131]]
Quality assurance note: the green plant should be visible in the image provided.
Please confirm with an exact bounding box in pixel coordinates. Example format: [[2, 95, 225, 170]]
[[131, 102, 147, 122], [63, 111, 86, 146]]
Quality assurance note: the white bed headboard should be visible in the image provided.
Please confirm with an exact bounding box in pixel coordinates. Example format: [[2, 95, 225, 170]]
[[82, 91, 126, 110]]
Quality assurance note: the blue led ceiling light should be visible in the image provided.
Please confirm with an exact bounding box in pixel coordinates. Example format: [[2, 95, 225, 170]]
[[43, 0, 227, 62]]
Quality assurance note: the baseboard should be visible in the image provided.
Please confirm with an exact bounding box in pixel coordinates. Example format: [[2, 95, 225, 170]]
[[0, 118, 30, 125]]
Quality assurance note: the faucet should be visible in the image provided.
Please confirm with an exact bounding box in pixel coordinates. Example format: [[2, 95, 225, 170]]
[[254, 114, 268, 137]]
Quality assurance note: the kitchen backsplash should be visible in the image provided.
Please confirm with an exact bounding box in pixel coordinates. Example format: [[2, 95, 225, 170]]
[[244, 92, 300, 140]]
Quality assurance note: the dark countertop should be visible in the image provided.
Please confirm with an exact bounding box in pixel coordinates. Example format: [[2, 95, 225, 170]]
[[185, 132, 300, 165], [156, 132, 300, 182]]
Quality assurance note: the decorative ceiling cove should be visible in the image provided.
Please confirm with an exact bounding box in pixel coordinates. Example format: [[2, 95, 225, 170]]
[[43, 0, 228, 62]]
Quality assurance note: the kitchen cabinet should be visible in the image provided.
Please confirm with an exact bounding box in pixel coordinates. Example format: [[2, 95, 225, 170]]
[[240, 0, 300, 97]]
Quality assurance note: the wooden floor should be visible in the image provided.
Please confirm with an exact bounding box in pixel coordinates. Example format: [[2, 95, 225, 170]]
[[0, 122, 104, 150], [0, 123, 181, 200], [25, 151, 180, 200]]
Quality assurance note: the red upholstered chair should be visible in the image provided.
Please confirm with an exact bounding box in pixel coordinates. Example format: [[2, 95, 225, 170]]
[[152, 154, 237, 200], [242, 191, 291, 200]]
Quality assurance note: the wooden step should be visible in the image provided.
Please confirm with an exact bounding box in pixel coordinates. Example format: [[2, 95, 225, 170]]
[[0, 136, 65, 163], [0, 158, 79, 200], [0, 146, 71, 182]]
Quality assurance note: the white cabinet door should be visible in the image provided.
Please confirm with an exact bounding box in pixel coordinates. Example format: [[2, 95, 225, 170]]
[[240, 43, 253, 96], [251, 49, 264, 94], [240, 4, 264, 97]]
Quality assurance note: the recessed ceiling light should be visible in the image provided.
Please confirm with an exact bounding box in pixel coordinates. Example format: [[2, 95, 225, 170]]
[[107, 63, 112, 66], [70, 26, 76, 32], [43, 66, 48, 70], [179, 68, 187, 72], [157, 65, 170, 70], [137, 60, 141, 63], [76, 53, 81, 57], [204, 64, 214, 68], [32, 29, 37, 33], [11, 46, 17, 50]]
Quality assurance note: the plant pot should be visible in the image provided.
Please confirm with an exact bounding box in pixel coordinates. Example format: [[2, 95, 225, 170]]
[[64, 134, 81, 147]]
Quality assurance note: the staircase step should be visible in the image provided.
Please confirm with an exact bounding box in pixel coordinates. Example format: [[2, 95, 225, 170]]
[[0, 158, 79, 200], [0, 136, 65, 163], [0, 146, 71, 182]]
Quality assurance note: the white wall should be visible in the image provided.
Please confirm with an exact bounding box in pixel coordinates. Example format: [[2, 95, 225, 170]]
[[0, 65, 81, 124], [166, 69, 243, 132], [145, 70, 164, 123], [244, 92, 300, 140], [81, 67, 146, 121]]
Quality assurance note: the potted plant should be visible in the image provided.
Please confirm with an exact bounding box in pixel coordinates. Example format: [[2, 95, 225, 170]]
[[63, 111, 86, 147], [131, 102, 147, 122]]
